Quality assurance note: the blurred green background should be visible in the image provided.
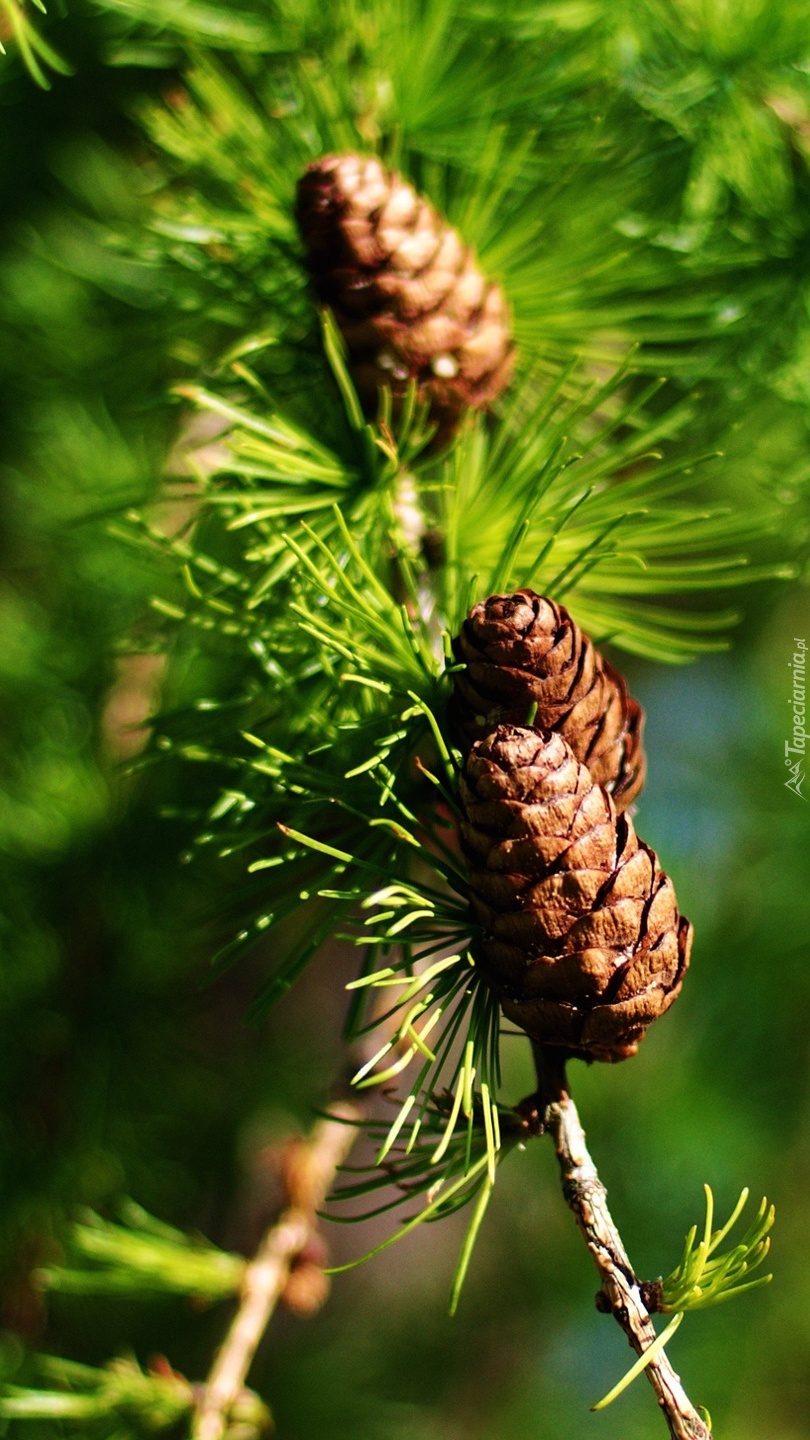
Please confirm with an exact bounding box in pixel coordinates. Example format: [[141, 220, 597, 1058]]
[[1, 3, 810, 1438]]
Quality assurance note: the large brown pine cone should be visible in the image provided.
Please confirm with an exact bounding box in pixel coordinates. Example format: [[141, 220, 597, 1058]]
[[296, 154, 514, 442], [460, 726, 691, 1063], [451, 590, 645, 810]]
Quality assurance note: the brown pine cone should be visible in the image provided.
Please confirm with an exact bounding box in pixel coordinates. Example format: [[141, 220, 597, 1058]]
[[296, 154, 514, 442], [451, 590, 645, 810], [460, 726, 691, 1063]]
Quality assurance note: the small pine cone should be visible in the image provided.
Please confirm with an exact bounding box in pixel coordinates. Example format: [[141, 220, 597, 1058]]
[[296, 154, 514, 441], [460, 726, 691, 1062], [451, 590, 645, 810]]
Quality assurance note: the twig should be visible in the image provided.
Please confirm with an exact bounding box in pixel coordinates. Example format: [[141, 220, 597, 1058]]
[[530, 1047, 711, 1440], [193, 1103, 362, 1440]]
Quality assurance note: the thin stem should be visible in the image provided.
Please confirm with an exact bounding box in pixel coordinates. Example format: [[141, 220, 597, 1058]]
[[531, 1047, 711, 1440], [193, 1103, 362, 1440]]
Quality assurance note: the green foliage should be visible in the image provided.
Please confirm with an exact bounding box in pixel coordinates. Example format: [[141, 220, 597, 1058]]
[[43, 1202, 245, 1300], [0, 0, 71, 88], [660, 1185, 774, 1314], [0, 1353, 271, 1439], [0, 1355, 196, 1433], [591, 1184, 774, 1412], [433, 370, 795, 657], [96, 325, 793, 1316], [326, 1093, 526, 1315], [93, 327, 795, 1310], [1, 0, 807, 1435], [62, 0, 810, 419], [614, 0, 810, 244]]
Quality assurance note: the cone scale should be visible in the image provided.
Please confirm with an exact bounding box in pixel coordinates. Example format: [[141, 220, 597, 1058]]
[[296, 154, 514, 441], [452, 590, 646, 810], [460, 726, 691, 1063]]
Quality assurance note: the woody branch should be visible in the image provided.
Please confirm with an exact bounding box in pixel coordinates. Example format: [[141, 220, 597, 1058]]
[[529, 1047, 711, 1440], [193, 1102, 362, 1440]]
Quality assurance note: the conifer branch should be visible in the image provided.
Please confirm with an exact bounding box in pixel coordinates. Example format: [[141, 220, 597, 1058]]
[[528, 1047, 712, 1440], [193, 1103, 362, 1440]]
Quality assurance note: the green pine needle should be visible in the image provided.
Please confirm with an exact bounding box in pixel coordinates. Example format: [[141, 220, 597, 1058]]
[[591, 1184, 774, 1411], [660, 1184, 775, 1313], [325, 1092, 525, 1308], [41, 1203, 245, 1301], [592, 1311, 685, 1412], [0, 0, 72, 88]]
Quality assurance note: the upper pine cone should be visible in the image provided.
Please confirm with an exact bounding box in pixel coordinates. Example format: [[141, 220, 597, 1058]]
[[451, 590, 646, 810], [461, 726, 691, 1063], [296, 154, 514, 441]]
